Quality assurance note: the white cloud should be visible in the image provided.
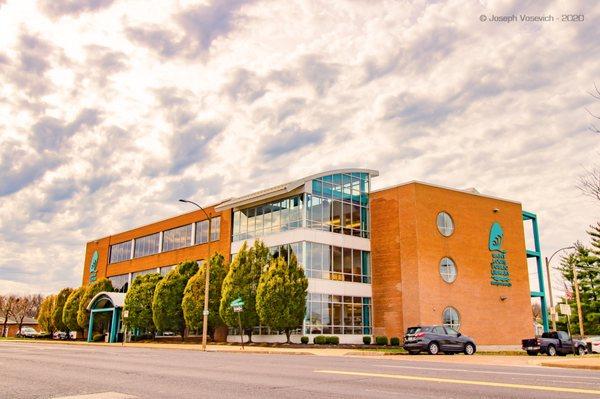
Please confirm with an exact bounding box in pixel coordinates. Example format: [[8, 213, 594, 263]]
[[0, 0, 599, 295]]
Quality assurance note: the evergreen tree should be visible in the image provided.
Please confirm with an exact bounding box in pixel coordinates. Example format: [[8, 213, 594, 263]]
[[124, 273, 163, 336], [51, 288, 73, 334], [77, 278, 114, 331], [256, 252, 308, 343], [37, 295, 56, 333], [220, 240, 269, 342], [557, 239, 600, 335], [182, 253, 227, 338], [152, 260, 198, 340], [62, 287, 86, 334]]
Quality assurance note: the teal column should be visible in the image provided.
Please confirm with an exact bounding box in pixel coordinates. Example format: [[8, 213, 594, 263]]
[[87, 311, 95, 342], [531, 217, 549, 332], [523, 211, 549, 333], [109, 308, 118, 343]]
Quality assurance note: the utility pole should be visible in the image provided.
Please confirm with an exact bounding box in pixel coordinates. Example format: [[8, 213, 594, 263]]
[[545, 257, 557, 331], [572, 263, 585, 338], [179, 199, 213, 351], [544, 246, 574, 331]]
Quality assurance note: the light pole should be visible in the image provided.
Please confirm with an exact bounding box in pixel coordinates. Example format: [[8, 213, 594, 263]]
[[545, 246, 575, 331], [179, 199, 212, 351]]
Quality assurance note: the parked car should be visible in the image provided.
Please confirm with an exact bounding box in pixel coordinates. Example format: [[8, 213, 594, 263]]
[[585, 336, 600, 354], [522, 331, 587, 356], [53, 331, 69, 340], [16, 326, 40, 338], [403, 325, 477, 355]]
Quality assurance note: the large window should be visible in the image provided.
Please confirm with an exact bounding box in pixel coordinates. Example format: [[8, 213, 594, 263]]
[[443, 306, 460, 330], [162, 224, 192, 252], [307, 172, 370, 238], [437, 212, 454, 237], [109, 241, 132, 263], [131, 268, 156, 280], [439, 257, 457, 283], [305, 293, 372, 335], [134, 233, 160, 258], [195, 217, 221, 244], [268, 242, 304, 266], [232, 195, 303, 241], [108, 274, 129, 293], [305, 242, 370, 283]]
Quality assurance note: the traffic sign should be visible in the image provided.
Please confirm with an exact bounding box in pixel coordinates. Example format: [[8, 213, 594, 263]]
[[123, 310, 129, 318], [230, 297, 245, 307], [233, 306, 243, 313], [559, 303, 572, 315]]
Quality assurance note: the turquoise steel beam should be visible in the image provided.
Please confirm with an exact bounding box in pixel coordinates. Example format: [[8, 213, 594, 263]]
[[110, 308, 118, 343], [87, 311, 95, 342], [523, 210, 549, 332]]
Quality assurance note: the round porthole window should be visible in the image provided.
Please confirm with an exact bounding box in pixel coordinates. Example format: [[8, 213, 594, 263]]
[[436, 212, 454, 237], [439, 257, 457, 283], [442, 307, 460, 331]]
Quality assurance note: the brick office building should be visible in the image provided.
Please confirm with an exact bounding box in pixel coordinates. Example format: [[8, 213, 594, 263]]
[[82, 169, 543, 345]]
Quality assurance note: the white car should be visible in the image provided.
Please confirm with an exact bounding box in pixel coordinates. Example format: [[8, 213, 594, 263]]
[[586, 336, 600, 353]]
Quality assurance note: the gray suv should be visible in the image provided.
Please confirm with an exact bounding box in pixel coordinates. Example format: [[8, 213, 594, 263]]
[[403, 325, 476, 355]]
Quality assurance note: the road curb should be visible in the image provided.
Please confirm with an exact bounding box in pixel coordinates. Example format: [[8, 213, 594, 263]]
[[541, 362, 600, 371]]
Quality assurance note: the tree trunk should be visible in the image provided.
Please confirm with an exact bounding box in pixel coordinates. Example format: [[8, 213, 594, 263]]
[[246, 328, 253, 343], [285, 328, 291, 344]]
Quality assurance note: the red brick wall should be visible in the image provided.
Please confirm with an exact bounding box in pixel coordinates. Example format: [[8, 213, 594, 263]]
[[82, 207, 232, 285], [371, 183, 534, 345]]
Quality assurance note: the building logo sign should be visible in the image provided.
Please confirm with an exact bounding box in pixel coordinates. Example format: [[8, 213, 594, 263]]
[[489, 222, 511, 286], [89, 250, 99, 283]]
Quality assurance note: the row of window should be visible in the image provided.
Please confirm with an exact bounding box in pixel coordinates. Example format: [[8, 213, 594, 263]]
[[304, 293, 372, 335], [256, 242, 371, 284], [109, 217, 221, 264], [232, 196, 303, 241], [306, 194, 369, 238], [311, 173, 370, 206], [305, 242, 370, 283], [108, 263, 195, 292]]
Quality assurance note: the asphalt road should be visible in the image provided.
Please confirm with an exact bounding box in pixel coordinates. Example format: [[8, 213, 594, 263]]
[[1, 342, 599, 399]]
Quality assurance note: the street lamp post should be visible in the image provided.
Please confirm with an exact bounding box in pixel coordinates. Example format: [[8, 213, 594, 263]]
[[179, 199, 212, 351], [545, 246, 575, 331]]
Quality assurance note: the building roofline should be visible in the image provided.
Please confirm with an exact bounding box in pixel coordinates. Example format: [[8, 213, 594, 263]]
[[87, 198, 231, 244], [372, 180, 521, 205], [215, 168, 379, 211]]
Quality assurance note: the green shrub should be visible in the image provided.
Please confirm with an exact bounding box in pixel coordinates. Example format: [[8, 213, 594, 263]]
[[363, 336, 372, 345], [313, 335, 326, 344], [325, 336, 339, 345], [390, 337, 400, 346], [300, 336, 309, 344], [92, 333, 105, 342], [375, 335, 388, 346]]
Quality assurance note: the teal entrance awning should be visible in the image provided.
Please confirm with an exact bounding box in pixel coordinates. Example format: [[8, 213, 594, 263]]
[[86, 291, 126, 343]]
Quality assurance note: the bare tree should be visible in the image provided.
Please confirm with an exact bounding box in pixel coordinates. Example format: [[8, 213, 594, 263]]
[[12, 295, 44, 334], [578, 167, 600, 202], [586, 82, 600, 134], [0, 295, 17, 337]]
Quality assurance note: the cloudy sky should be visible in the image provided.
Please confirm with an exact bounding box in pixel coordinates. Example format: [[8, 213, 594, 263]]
[[0, 0, 598, 295]]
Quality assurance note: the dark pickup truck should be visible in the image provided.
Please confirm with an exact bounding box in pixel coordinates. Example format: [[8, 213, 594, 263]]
[[522, 331, 587, 356]]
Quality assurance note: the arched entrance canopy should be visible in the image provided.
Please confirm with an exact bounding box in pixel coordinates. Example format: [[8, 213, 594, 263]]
[[86, 292, 125, 343]]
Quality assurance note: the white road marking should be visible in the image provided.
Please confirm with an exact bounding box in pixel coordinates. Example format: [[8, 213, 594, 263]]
[[374, 364, 600, 381], [52, 392, 137, 399]]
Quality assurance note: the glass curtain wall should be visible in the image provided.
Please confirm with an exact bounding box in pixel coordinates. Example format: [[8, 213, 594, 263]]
[[305, 293, 372, 335], [232, 195, 303, 241], [306, 172, 370, 238]]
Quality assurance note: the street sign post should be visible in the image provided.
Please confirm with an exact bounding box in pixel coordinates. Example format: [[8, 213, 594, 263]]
[[230, 298, 245, 349], [559, 304, 571, 316]]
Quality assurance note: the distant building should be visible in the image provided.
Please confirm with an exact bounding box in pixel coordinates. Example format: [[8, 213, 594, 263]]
[[1, 317, 39, 337], [82, 169, 543, 345]]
